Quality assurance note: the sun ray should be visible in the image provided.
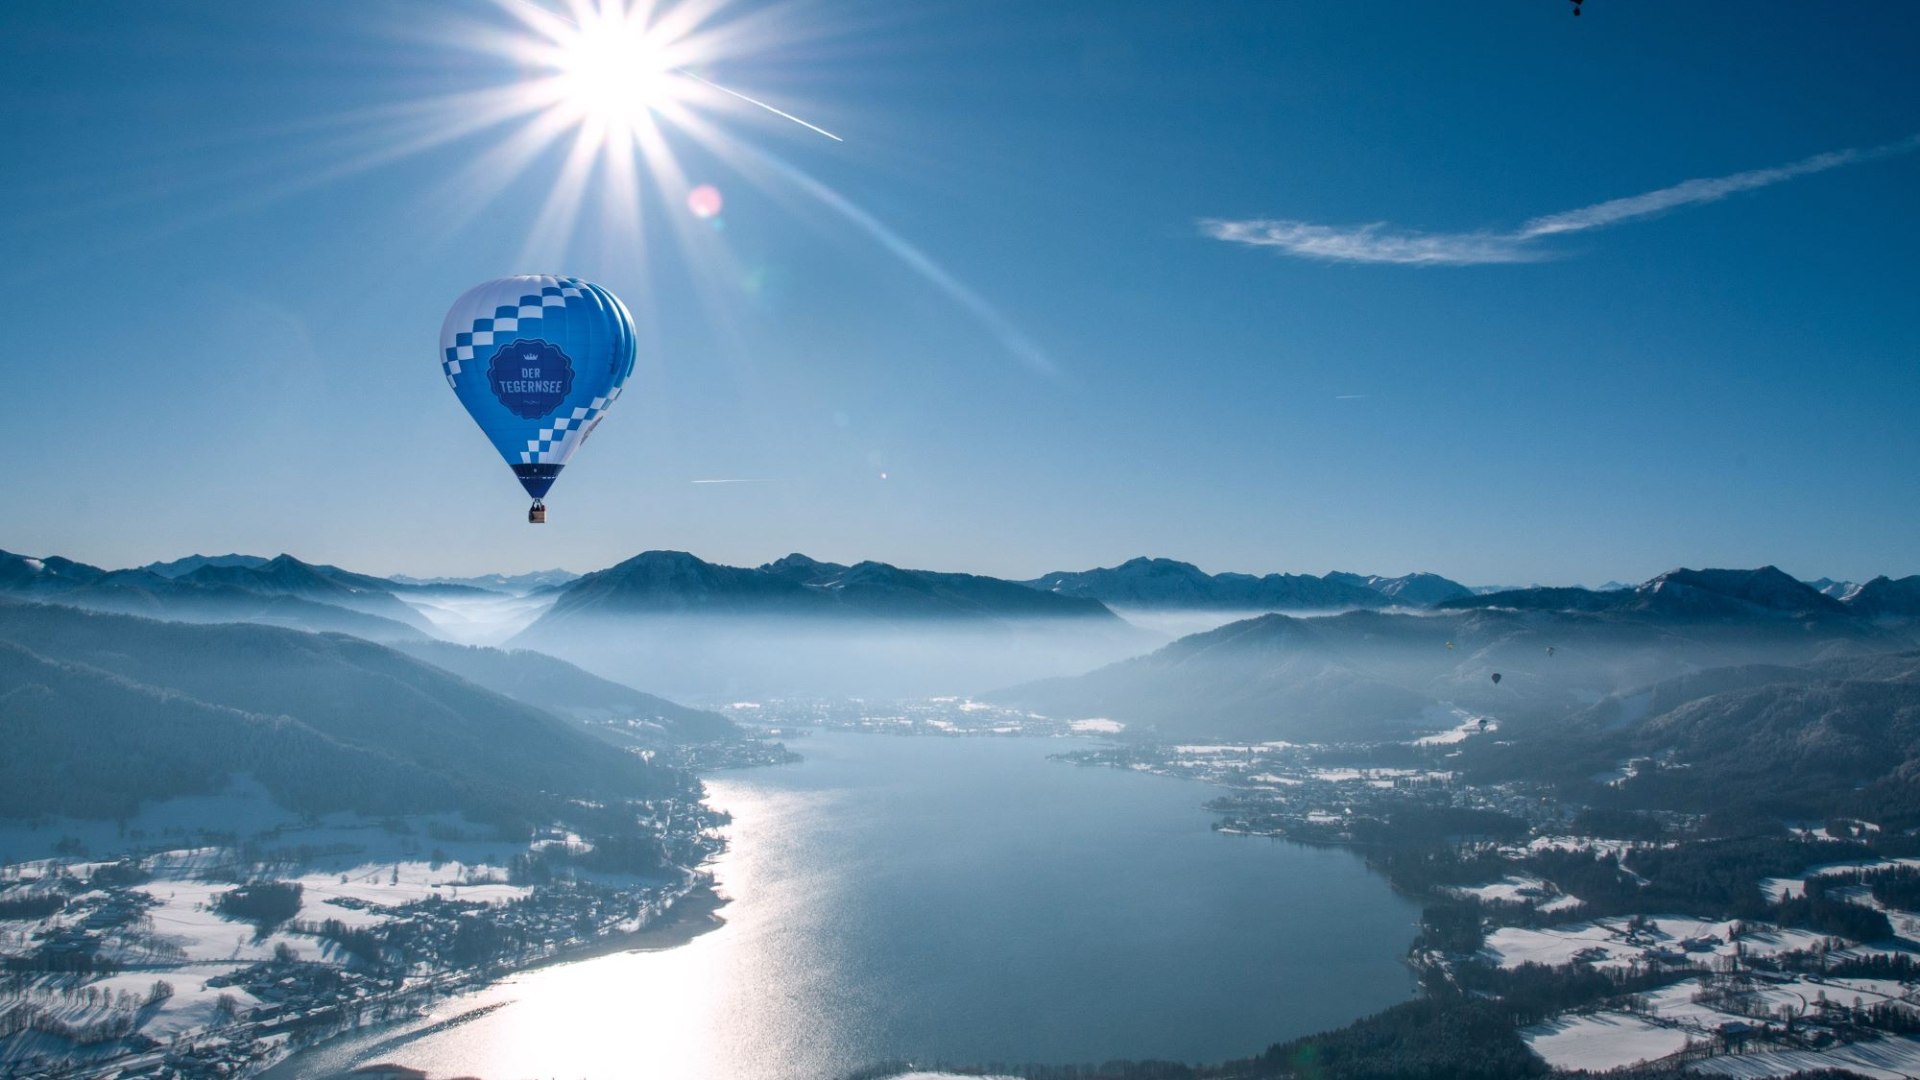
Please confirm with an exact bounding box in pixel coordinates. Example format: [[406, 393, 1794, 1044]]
[[11, 0, 1059, 378], [418, 101, 585, 241], [516, 119, 608, 270]]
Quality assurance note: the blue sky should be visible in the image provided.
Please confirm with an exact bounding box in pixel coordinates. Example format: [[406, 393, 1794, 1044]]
[[1, 0, 1915, 584]]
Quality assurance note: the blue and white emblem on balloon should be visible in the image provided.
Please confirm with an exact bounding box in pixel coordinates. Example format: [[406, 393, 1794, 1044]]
[[487, 339, 575, 420], [440, 275, 637, 505]]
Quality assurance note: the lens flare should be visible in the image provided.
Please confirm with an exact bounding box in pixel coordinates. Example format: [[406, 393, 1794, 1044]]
[[238, 0, 1060, 377], [687, 184, 725, 219]]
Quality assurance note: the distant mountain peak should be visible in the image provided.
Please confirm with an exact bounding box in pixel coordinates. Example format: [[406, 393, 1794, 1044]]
[[1027, 558, 1466, 610], [388, 568, 578, 593], [1803, 576, 1862, 601], [137, 553, 270, 579], [1641, 565, 1845, 616], [1845, 575, 1920, 619], [759, 553, 850, 585], [1328, 570, 1473, 606], [1116, 556, 1208, 573]]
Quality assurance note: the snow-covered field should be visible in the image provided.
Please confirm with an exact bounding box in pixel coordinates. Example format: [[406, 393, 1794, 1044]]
[[1444, 873, 1583, 914], [1482, 916, 1834, 972], [1521, 1011, 1694, 1070], [1687, 1036, 1920, 1079], [1762, 857, 1920, 902], [1412, 706, 1497, 746], [139, 878, 326, 964], [1484, 920, 1633, 971], [2, 831, 535, 1067]]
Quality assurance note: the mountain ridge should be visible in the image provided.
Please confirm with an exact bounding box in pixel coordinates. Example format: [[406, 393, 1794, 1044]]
[[527, 549, 1122, 626], [1028, 557, 1475, 611], [0, 601, 687, 827], [995, 565, 1916, 744]]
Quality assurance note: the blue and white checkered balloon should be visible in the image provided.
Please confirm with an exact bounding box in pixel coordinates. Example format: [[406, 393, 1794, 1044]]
[[440, 275, 637, 507]]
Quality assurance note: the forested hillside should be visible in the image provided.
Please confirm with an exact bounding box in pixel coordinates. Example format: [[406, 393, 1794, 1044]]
[[389, 639, 737, 742], [0, 600, 687, 831], [1464, 651, 1920, 825]]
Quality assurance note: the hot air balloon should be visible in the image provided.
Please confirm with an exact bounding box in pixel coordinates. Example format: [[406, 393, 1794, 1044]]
[[1490, 672, 1503, 685], [440, 276, 637, 522]]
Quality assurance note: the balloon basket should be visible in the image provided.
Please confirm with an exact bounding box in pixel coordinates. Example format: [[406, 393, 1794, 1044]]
[[528, 502, 547, 525]]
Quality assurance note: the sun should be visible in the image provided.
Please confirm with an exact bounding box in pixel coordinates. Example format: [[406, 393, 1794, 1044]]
[[377, 0, 1044, 373], [544, 6, 683, 137]]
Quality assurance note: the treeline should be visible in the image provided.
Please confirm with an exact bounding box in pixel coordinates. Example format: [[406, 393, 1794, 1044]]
[[215, 881, 303, 928], [508, 833, 672, 884], [308, 904, 530, 970], [877, 996, 1545, 1079], [0, 891, 65, 919], [1372, 846, 1515, 894], [1565, 806, 1670, 841], [1348, 806, 1531, 848], [1834, 863, 1920, 910], [1773, 877, 1893, 941], [1523, 836, 1874, 920], [1249, 995, 1544, 1080], [1450, 961, 1693, 1027]]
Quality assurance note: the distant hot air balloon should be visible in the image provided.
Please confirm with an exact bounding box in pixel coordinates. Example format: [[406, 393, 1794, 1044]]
[[1491, 672, 1503, 685], [1546, 646, 1557, 657], [1446, 640, 1456, 651], [440, 276, 637, 523]]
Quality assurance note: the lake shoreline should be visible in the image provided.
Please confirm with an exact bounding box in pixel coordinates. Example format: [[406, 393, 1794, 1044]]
[[522, 877, 731, 972], [267, 731, 1421, 1079], [258, 877, 731, 1078]]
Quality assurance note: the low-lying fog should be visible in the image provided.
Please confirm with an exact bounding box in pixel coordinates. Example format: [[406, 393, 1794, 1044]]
[[1111, 606, 1391, 639], [518, 614, 1164, 701], [398, 590, 558, 646]]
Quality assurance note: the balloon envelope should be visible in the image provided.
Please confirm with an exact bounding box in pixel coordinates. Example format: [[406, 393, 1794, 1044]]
[[440, 275, 636, 501]]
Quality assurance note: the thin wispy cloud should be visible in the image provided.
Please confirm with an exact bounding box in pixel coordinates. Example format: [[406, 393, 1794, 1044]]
[[690, 478, 776, 484], [1202, 135, 1919, 266], [1334, 394, 1370, 400], [1203, 221, 1535, 266]]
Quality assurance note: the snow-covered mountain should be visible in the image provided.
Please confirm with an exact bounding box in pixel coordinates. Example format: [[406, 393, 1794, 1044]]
[[1845, 575, 1920, 619], [1636, 566, 1849, 618], [1443, 566, 1860, 623], [1804, 576, 1862, 600], [1326, 570, 1474, 606], [0, 549, 109, 594]]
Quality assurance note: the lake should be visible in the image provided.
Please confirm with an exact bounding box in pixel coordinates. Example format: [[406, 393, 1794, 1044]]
[[268, 731, 1417, 1079]]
